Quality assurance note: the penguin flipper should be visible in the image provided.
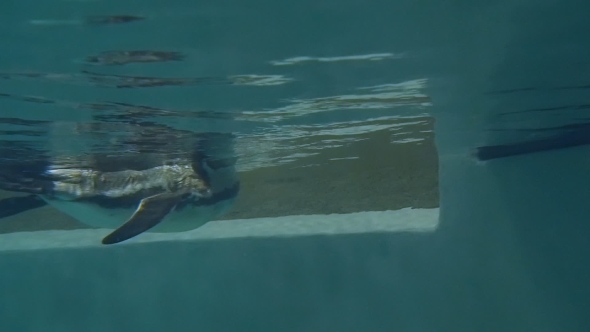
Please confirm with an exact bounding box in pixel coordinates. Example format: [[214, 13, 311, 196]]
[[101, 192, 185, 245]]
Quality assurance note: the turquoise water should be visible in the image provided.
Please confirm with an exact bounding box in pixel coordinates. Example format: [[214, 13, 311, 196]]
[[2, 0, 590, 331], [0, 0, 437, 228]]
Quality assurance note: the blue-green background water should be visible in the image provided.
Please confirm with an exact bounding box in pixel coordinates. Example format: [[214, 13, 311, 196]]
[[2, 0, 590, 331]]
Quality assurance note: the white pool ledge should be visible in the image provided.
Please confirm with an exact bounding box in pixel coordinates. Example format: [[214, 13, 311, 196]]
[[0, 208, 439, 252]]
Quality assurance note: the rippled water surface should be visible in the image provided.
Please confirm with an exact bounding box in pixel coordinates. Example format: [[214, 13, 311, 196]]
[[2, 0, 589, 232], [0, 0, 443, 233]]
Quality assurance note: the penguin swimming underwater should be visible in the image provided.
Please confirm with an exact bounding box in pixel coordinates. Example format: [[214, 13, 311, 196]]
[[0, 133, 240, 245]]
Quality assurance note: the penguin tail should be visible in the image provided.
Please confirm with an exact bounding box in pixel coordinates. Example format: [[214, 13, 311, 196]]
[[0, 194, 47, 219]]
